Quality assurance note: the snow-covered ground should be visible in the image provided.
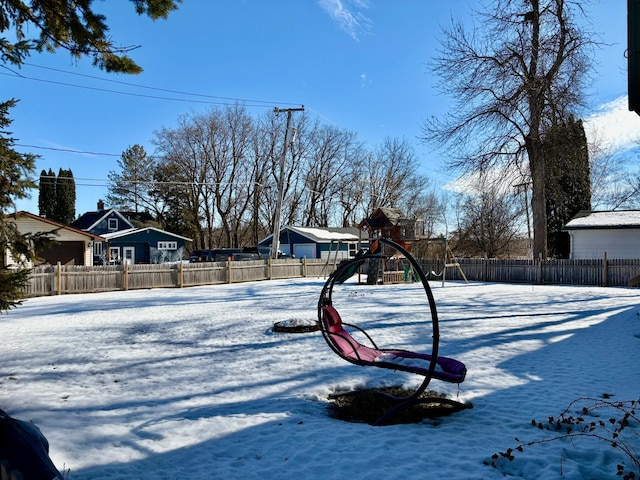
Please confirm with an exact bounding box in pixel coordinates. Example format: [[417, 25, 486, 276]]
[[1, 279, 639, 479]]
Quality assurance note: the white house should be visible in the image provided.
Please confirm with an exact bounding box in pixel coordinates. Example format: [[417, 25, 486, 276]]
[[4, 212, 104, 266], [562, 210, 640, 259]]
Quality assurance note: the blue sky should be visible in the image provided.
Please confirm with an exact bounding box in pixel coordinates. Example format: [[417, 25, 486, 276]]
[[3, 0, 638, 216]]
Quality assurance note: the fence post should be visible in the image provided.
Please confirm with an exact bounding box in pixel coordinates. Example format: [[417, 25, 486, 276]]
[[602, 251, 608, 287], [123, 262, 129, 291], [177, 262, 183, 288], [537, 254, 543, 284], [302, 257, 307, 277], [56, 262, 62, 295], [268, 258, 273, 280], [227, 260, 233, 284], [483, 256, 487, 282]]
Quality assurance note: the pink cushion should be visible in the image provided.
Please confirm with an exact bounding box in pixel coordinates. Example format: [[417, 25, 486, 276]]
[[322, 305, 343, 333], [322, 305, 466, 383]]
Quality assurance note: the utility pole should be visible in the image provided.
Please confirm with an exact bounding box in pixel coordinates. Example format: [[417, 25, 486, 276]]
[[272, 106, 304, 259], [514, 181, 533, 258]]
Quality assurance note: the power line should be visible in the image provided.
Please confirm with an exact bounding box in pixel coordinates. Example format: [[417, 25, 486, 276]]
[[4, 63, 302, 109], [23, 62, 301, 107], [36, 175, 275, 189], [15, 144, 121, 157], [1, 71, 284, 107]]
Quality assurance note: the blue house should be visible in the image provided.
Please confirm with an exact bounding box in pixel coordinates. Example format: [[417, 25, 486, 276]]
[[101, 227, 191, 264], [259, 226, 365, 259], [72, 202, 191, 264]]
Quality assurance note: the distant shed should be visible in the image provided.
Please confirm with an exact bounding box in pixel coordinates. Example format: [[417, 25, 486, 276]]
[[259, 226, 365, 259], [562, 210, 640, 259]]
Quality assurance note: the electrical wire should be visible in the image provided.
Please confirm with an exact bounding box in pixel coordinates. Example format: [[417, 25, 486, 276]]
[[1, 71, 288, 107], [3, 62, 303, 109], [22, 62, 301, 107], [14, 144, 121, 157]]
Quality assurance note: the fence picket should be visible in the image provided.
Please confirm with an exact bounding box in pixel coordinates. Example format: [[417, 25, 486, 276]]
[[22, 257, 640, 298], [419, 257, 640, 287], [23, 258, 336, 297]]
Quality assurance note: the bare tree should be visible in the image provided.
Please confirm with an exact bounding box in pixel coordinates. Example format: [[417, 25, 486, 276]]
[[249, 112, 282, 243], [300, 124, 359, 226], [153, 114, 217, 249], [404, 184, 446, 240], [336, 144, 368, 227], [361, 137, 423, 213], [589, 136, 639, 210], [141, 107, 450, 248], [452, 185, 525, 258], [626, 171, 640, 208], [258, 110, 306, 231], [208, 105, 255, 247], [152, 105, 257, 248], [423, 0, 595, 259]]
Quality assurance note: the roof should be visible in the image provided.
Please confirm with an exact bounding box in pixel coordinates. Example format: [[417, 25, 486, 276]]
[[71, 208, 134, 231], [288, 226, 360, 242], [101, 227, 192, 242], [360, 207, 408, 228], [119, 211, 155, 225], [563, 210, 640, 230], [12, 211, 104, 241], [259, 226, 363, 244]]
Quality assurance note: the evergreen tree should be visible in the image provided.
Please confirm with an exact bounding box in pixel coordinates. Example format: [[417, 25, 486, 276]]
[[54, 168, 76, 225], [543, 115, 591, 258], [1, 1, 181, 74], [0, 99, 38, 310], [38, 168, 56, 218], [0, 1, 180, 311], [107, 145, 156, 212]]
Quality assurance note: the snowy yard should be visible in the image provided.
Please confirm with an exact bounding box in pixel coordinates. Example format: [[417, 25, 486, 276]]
[[1, 278, 639, 479]]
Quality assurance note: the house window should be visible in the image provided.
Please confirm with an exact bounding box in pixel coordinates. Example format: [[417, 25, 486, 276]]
[[93, 242, 103, 255], [108, 218, 118, 231], [157, 241, 177, 250]]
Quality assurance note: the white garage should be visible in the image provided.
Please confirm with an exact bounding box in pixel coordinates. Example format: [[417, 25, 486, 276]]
[[563, 210, 640, 259]]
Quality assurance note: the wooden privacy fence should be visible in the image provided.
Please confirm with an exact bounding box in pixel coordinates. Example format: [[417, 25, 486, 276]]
[[421, 256, 640, 287], [22, 255, 640, 298], [23, 258, 337, 297]]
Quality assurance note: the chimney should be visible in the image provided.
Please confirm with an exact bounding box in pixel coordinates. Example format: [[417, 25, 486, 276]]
[[97, 199, 105, 211]]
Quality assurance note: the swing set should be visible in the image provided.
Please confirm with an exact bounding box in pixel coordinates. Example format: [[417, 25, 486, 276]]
[[424, 236, 468, 286]]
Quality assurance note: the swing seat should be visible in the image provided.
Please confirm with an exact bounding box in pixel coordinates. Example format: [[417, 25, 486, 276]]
[[318, 237, 470, 425], [322, 305, 466, 383]]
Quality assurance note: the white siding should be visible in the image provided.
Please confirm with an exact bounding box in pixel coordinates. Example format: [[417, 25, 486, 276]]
[[8, 216, 95, 266], [569, 229, 640, 259]]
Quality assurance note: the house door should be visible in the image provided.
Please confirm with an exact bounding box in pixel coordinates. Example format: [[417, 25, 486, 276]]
[[123, 247, 135, 265], [109, 247, 120, 265]]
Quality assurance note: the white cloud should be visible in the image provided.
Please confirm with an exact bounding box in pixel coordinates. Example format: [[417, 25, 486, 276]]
[[445, 97, 640, 195], [318, 0, 372, 41], [444, 164, 527, 196], [583, 96, 640, 153]]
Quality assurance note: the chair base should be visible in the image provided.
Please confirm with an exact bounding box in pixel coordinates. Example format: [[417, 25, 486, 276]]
[[328, 386, 473, 426]]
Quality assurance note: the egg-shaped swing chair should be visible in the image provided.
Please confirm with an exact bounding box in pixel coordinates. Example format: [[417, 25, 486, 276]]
[[318, 237, 470, 425]]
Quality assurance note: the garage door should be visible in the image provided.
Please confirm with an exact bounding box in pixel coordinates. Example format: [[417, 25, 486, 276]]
[[293, 243, 315, 259], [40, 241, 85, 265]]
